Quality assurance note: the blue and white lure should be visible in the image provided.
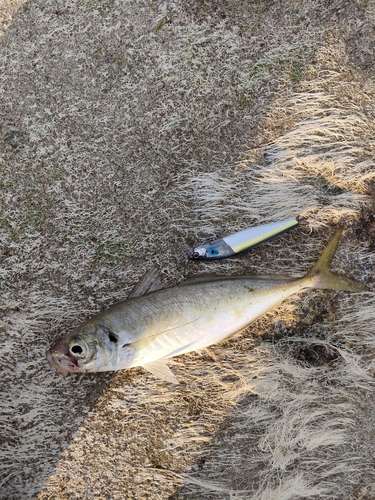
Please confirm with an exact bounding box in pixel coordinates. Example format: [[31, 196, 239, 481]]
[[187, 217, 300, 260]]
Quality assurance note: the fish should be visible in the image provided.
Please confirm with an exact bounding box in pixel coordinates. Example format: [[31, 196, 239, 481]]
[[187, 217, 299, 260], [46, 229, 368, 383]]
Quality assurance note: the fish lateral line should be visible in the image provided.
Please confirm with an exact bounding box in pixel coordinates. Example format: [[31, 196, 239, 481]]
[[123, 315, 204, 347]]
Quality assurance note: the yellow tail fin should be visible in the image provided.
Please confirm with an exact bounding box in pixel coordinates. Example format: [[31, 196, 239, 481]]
[[306, 228, 368, 292]]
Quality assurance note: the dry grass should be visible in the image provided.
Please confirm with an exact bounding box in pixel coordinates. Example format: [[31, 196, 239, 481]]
[[1, 0, 375, 499]]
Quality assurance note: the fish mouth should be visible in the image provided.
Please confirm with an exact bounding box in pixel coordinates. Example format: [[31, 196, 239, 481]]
[[46, 347, 80, 376]]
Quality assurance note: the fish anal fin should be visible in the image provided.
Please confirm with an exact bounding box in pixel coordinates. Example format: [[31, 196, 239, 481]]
[[142, 360, 179, 384]]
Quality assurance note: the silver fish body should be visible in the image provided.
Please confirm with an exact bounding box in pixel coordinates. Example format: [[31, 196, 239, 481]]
[[188, 217, 299, 260], [46, 229, 367, 381]]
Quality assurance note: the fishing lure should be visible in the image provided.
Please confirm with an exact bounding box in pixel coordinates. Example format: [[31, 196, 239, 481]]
[[187, 217, 299, 260]]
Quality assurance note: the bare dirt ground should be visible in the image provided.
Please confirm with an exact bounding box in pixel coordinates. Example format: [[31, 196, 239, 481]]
[[1, 0, 375, 498]]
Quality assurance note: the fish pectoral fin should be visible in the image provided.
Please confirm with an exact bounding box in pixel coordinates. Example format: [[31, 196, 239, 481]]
[[142, 361, 179, 384]]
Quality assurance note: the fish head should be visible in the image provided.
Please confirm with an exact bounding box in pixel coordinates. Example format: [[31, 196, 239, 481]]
[[46, 322, 134, 375]]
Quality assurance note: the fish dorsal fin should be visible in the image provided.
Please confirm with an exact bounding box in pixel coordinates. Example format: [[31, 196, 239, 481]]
[[127, 266, 163, 299], [252, 274, 297, 282], [179, 273, 296, 287], [179, 273, 222, 286], [142, 360, 179, 384]]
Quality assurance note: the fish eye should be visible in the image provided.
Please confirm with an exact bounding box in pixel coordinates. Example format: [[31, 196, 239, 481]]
[[69, 344, 85, 357], [193, 251, 200, 259]]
